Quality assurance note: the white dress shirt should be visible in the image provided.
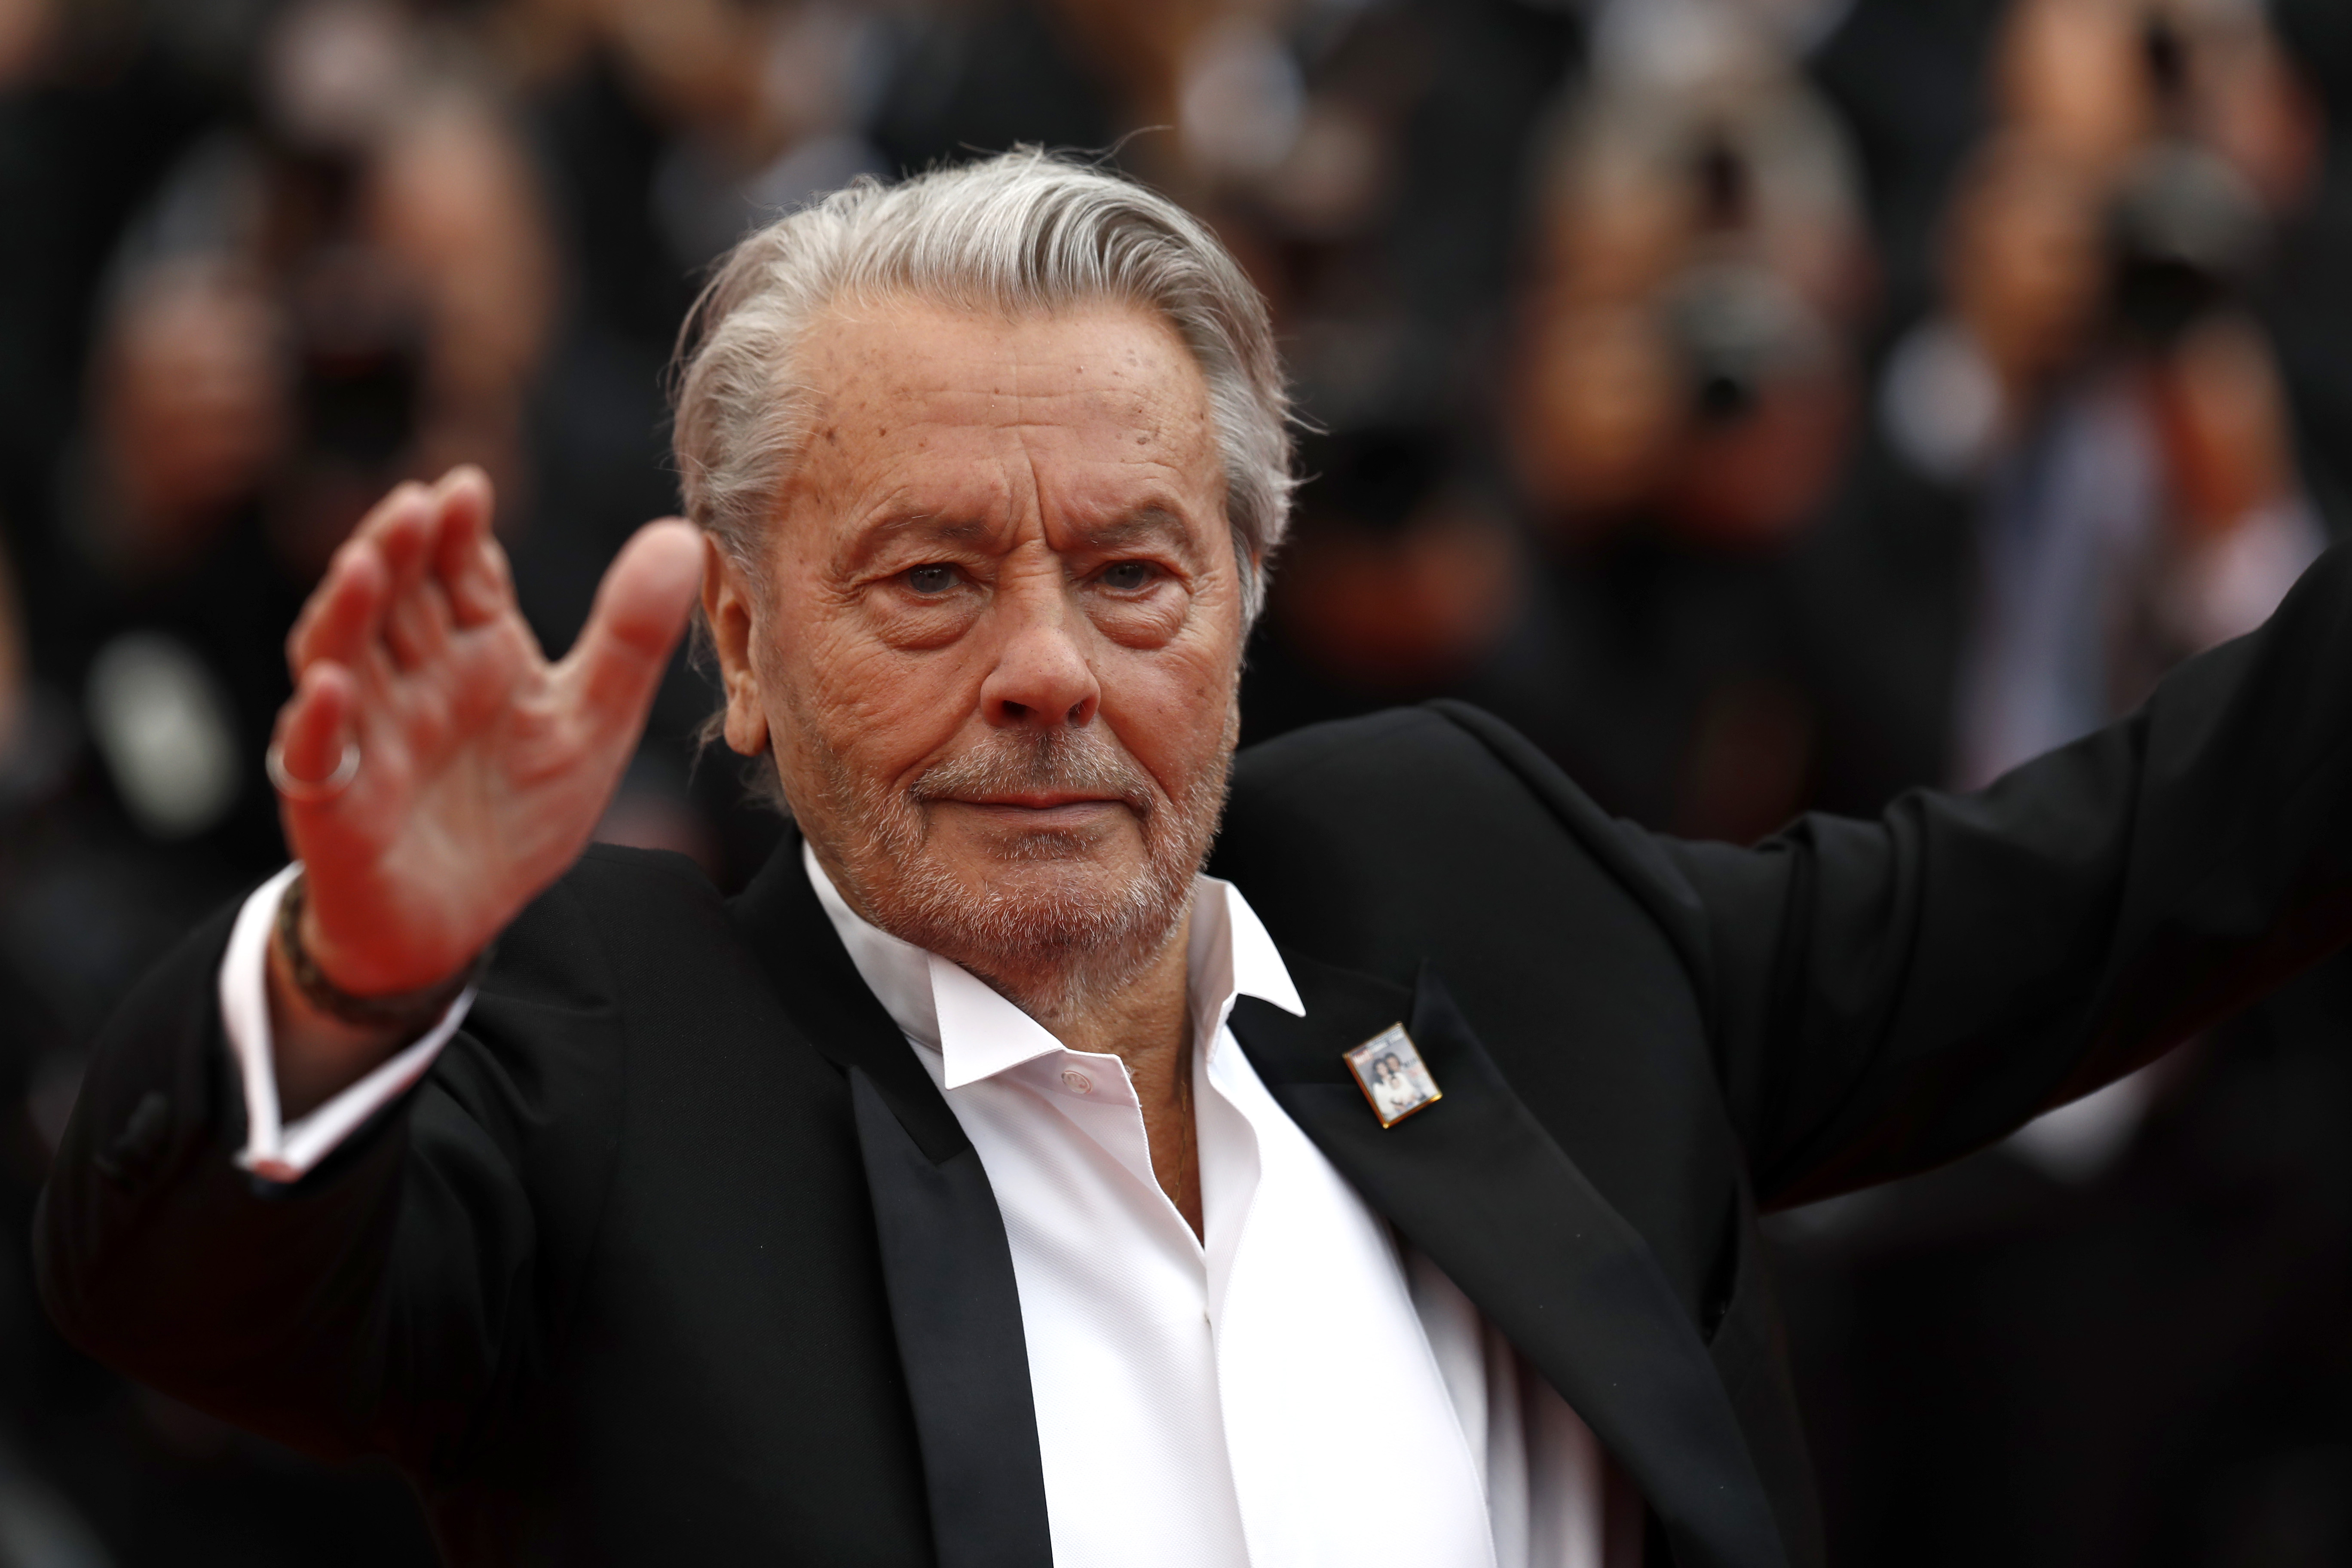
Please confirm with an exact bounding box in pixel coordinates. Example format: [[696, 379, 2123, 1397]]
[[220, 856, 1640, 1568]]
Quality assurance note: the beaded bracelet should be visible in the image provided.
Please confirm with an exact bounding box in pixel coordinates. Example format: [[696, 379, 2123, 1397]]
[[273, 873, 490, 1032]]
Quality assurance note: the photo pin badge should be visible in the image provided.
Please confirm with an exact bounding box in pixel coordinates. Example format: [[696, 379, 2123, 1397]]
[[1344, 1023, 1443, 1128]]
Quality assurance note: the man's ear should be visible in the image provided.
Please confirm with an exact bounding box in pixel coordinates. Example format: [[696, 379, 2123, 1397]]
[[701, 536, 772, 757]]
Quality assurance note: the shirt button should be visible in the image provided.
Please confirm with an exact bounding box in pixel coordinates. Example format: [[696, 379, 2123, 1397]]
[[1060, 1069, 1094, 1096]]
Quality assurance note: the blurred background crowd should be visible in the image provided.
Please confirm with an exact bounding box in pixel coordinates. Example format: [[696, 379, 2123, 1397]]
[[3, 0, 2351, 1562]]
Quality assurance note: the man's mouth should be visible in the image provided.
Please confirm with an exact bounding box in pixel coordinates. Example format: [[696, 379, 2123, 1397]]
[[941, 793, 1127, 826]]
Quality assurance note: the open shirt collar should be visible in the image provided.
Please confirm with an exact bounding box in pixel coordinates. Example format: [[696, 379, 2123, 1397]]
[[803, 839, 1304, 1090]]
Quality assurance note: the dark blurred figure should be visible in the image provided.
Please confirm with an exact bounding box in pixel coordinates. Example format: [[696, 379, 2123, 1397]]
[[1881, 0, 2321, 787], [46, 0, 562, 925], [0, 0, 217, 683], [1097, 0, 1590, 793], [1240, 422, 1535, 744], [1491, 14, 1876, 841], [1243, 3, 1895, 847], [1763, 3, 2352, 1565], [0, 530, 115, 1568]]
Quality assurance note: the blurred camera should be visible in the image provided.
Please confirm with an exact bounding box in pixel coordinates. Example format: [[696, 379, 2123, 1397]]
[[2106, 13, 2267, 345], [1660, 257, 1824, 426], [1655, 131, 1830, 426]]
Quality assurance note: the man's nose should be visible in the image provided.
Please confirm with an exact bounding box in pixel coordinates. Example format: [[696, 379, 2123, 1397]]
[[979, 573, 1101, 730]]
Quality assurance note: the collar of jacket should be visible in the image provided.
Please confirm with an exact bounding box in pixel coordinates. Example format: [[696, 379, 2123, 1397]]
[[729, 833, 1787, 1568]]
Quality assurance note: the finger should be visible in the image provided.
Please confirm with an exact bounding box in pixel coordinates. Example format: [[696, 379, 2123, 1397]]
[[383, 571, 457, 672], [384, 475, 469, 669], [431, 466, 506, 627], [271, 660, 359, 824], [287, 538, 392, 678], [347, 479, 435, 557], [373, 484, 437, 609], [290, 479, 437, 677], [564, 520, 705, 730], [288, 478, 432, 671]]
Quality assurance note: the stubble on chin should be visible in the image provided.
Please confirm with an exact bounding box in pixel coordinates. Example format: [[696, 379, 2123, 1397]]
[[791, 710, 1236, 1023]]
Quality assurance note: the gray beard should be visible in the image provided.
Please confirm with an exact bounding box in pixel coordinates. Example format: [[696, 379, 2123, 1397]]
[[792, 712, 1234, 1023]]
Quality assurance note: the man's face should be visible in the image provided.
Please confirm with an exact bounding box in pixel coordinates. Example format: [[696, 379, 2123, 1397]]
[[704, 297, 1250, 1010]]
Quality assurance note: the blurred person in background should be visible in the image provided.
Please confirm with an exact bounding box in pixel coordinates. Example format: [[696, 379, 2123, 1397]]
[[1762, 3, 2352, 1564], [1492, 0, 1874, 842], [1777, 0, 2332, 812], [0, 0, 218, 688], [1238, 422, 1535, 745], [1876, 0, 2326, 791], [0, 1, 544, 1562], [1241, 2, 1887, 839], [0, 528, 119, 1568], [53, 0, 560, 919]]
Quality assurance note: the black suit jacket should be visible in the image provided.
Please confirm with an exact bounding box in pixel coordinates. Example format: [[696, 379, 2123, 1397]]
[[37, 544, 2352, 1568]]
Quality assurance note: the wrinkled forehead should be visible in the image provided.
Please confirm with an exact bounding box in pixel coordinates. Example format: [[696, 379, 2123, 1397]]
[[789, 291, 1215, 424], [772, 294, 1229, 539]]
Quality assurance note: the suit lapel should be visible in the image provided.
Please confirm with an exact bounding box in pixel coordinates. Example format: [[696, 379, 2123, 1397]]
[[1229, 952, 1788, 1568], [731, 840, 1052, 1568]]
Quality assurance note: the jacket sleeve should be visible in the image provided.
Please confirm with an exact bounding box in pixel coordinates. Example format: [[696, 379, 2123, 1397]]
[[32, 864, 628, 1476], [1654, 539, 2352, 1207]]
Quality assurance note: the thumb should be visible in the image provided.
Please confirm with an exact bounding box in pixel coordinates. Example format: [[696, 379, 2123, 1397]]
[[569, 519, 706, 727]]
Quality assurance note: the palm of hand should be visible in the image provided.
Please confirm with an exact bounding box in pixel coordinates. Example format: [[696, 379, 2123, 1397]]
[[275, 470, 705, 995]]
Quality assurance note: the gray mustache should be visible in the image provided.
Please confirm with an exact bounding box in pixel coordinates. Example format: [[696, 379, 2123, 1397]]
[[909, 731, 1157, 816]]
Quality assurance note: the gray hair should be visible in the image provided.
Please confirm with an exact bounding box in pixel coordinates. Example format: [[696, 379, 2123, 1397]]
[[671, 148, 1295, 622]]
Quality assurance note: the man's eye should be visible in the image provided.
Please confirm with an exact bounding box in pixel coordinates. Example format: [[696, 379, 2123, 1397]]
[[1099, 561, 1158, 591], [905, 564, 959, 594]]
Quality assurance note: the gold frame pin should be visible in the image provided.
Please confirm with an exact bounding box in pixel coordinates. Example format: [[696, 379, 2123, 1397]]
[[1344, 1023, 1443, 1128]]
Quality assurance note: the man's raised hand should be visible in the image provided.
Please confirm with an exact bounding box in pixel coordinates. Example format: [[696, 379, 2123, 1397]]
[[270, 467, 704, 1010]]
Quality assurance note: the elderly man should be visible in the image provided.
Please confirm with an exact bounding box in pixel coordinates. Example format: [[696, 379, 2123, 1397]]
[[35, 152, 2352, 1568]]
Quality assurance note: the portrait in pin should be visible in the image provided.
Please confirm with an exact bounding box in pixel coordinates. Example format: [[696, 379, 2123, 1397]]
[[1345, 1025, 1442, 1127]]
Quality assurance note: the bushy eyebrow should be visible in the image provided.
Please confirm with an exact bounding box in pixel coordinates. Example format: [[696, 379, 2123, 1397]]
[[845, 502, 1204, 569], [842, 510, 1006, 570], [1069, 505, 1202, 563]]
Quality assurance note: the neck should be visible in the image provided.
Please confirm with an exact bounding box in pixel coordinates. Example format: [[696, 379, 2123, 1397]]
[[1018, 901, 1188, 1043], [1018, 910, 1204, 1239], [813, 835, 1210, 1237]]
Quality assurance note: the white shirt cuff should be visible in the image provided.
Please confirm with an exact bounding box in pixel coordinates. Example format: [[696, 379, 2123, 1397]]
[[218, 864, 475, 1184]]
